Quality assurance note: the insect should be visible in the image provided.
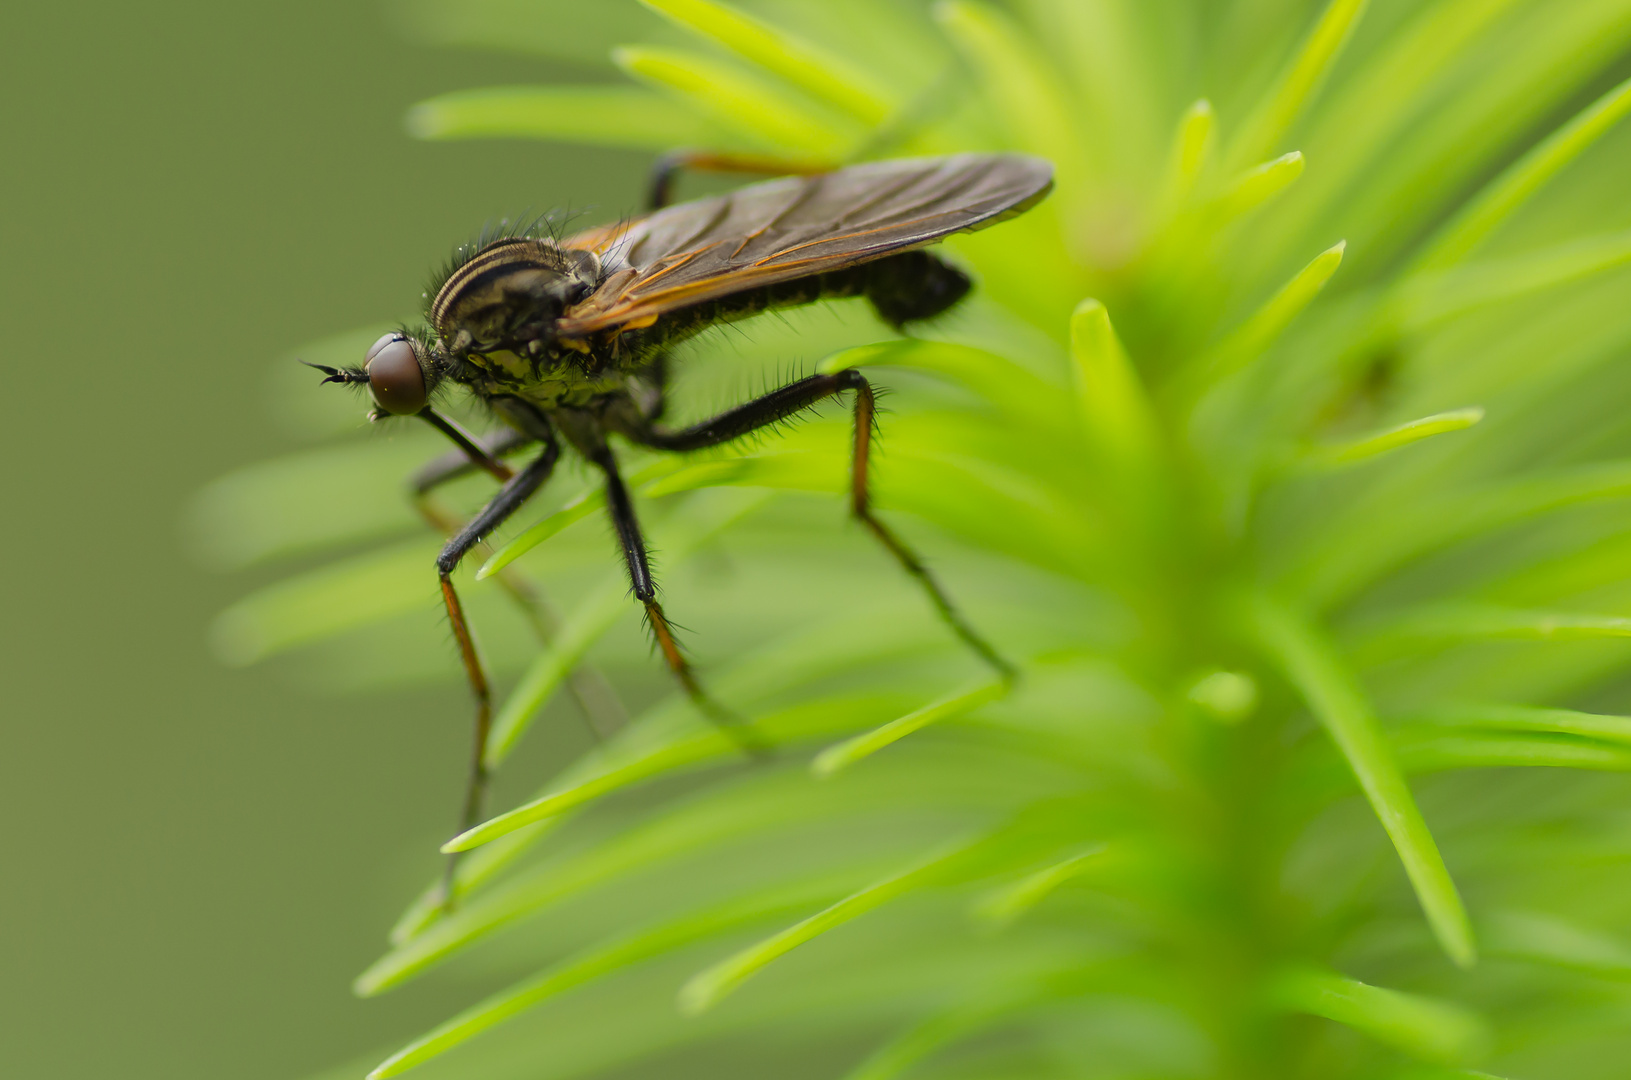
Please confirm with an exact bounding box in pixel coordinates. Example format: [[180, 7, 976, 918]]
[[310, 152, 1053, 891]]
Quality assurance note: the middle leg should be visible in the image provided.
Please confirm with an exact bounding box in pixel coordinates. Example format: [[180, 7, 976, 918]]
[[585, 441, 765, 753]]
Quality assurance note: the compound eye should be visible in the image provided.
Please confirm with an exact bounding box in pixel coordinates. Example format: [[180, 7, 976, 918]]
[[364, 334, 426, 415]]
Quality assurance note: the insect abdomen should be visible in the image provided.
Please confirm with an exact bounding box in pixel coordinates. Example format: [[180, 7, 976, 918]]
[[856, 250, 971, 327], [641, 249, 971, 354]]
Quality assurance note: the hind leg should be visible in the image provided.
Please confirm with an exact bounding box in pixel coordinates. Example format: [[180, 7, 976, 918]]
[[620, 370, 1014, 681], [645, 149, 831, 209]]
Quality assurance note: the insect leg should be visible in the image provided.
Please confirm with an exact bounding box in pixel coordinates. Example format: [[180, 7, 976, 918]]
[[647, 149, 831, 209], [410, 426, 533, 494], [843, 374, 1016, 682], [416, 407, 517, 483], [410, 430, 630, 743], [589, 443, 766, 753], [625, 371, 1015, 681], [433, 435, 561, 901]]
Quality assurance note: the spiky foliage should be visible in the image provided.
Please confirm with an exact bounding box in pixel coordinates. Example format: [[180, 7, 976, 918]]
[[198, 1, 1631, 1077]]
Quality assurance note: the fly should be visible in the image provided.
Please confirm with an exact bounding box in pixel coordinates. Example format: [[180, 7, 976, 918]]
[[308, 152, 1054, 902]]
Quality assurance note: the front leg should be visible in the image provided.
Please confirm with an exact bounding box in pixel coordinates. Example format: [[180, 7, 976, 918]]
[[414, 408, 518, 483], [410, 426, 630, 745], [410, 425, 533, 496], [433, 435, 561, 902]]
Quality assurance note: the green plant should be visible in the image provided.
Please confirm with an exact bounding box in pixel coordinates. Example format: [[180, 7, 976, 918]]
[[198, 1, 1631, 1077]]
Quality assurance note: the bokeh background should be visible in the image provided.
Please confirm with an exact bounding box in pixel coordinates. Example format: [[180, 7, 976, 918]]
[[1, 3, 646, 1076], [13, 2, 1631, 1079]]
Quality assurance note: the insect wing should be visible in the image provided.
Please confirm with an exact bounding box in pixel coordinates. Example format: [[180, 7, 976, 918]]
[[557, 154, 1053, 335]]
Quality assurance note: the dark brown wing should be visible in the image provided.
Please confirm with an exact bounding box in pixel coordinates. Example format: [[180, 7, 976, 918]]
[[556, 154, 1053, 336]]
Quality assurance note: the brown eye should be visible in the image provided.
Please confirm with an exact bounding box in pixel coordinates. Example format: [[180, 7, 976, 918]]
[[364, 334, 426, 415]]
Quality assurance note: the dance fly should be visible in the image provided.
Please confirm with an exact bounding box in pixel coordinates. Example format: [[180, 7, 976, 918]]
[[308, 152, 1054, 898]]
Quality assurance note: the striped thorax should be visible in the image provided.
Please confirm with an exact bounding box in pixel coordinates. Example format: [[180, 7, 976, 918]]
[[431, 238, 601, 359]]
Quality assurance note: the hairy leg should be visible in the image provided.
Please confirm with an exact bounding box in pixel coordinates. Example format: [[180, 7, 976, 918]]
[[428, 437, 561, 902], [411, 426, 629, 742], [585, 441, 767, 753], [619, 370, 1014, 681]]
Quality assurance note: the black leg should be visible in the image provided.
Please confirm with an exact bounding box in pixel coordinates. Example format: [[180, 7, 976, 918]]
[[431, 436, 561, 903], [588, 443, 767, 753], [621, 371, 1015, 681], [632, 371, 859, 452], [843, 377, 1015, 682], [647, 149, 831, 210], [416, 407, 517, 484], [411, 433, 630, 748], [410, 426, 534, 495]]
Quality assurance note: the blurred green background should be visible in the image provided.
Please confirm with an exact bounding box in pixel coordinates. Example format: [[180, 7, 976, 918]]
[[14, 2, 1631, 1078], [0, 3, 645, 1076]]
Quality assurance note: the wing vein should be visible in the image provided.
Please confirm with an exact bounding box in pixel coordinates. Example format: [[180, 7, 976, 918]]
[[658, 192, 739, 268], [729, 173, 828, 262], [555, 155, 1052, 336]]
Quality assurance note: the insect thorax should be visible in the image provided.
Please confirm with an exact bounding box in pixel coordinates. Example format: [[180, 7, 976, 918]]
[[431, 238, 600, 357]]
